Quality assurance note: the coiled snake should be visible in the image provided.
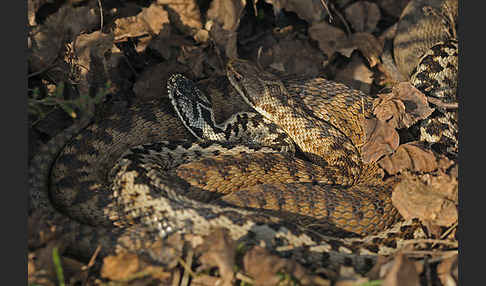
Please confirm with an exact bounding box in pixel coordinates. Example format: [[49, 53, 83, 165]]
[[28, 0, 458, 272]]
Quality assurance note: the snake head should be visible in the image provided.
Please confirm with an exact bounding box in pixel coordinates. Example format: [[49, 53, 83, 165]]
[[226, 59, 282, 109], [167, 74, 215, 140], [227, 59, 289, 121]]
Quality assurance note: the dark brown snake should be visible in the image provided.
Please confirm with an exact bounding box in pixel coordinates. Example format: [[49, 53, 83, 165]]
[[28, 0, 458, 272]]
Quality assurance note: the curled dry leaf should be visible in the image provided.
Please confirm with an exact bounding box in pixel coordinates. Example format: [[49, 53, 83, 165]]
[[373, 82, 434, 129], [243, 246, 319, 286], [376, 0, 410, 19], [308, 21, 383, 67], [392, 172, 458, 227], [381, 252, 421, 286], [207, 0, 245, 31], [334, 53, 374, 94], [28, 0, 51, 26], [349, 32, 383, 67], [29, 5, 99, 81], [101, 252, 141, 281], [260, 36, 327, 78], [361, 118, 399, 163], [74, 31, 114, 96], [267, 0, 328, 23], [100, 250, 170, 282], [157, 0, 202, 35], [378, 142, 438, 175], [308, 21, 347, 58], [206, 0, 246, 57], [344, 1, 381, 33], [195, 228, 236, 286], [114, 3, 170, 41], [334, 266, 369, 286]]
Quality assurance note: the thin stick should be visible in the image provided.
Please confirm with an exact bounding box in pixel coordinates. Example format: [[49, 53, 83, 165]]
[[97, 0, 103, 31]]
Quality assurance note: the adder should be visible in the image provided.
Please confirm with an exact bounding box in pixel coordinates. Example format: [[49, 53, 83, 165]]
[[28, 0, 458, 272]]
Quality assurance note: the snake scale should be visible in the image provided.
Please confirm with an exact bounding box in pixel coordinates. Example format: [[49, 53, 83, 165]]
[[28, 0, 458, 273]]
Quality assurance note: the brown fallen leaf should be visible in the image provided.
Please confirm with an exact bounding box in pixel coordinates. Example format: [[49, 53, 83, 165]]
[[381, 252, 421, 286], [242, 246, 322, 286], [392, 172, 458, 228], [376, 0, 409, 18], [334, 266, 369, 286], [378, 142, 438, 175], [101, 252, 140, 281], [266, 0, 328, 23], [101, 250, 171, 282], [207, 0, 245, 31], [157, 0, 202, 35], [373, 82, 434, 129], [308, 21, 347, 58], [29, 5, 100, 82], [344, 1, 381, 33], [308, 21, 383, 67], [114, 3, 170, 41], [258, 35, 327, 78], [73, 31, 114, 96], [349, 32, 384, 67], [334, 53, 374, 94], [361, 117, 399, 163], [206, 0, 246, 58], [195, 228, 237, 286], [437, 254, 458, 286]]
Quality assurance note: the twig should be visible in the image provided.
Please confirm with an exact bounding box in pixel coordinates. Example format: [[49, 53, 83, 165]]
[[319, 0, 332, 22], [236, 272, 255, 284], [439, 222, 458, 240], [97, 0, 103, 31], [177, 249, 196, 285], [83, 245, 101, 271], [325, 1, 351, 35]]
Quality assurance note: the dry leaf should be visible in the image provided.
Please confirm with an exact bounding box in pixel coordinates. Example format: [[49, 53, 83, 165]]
[[361, 118, 399, 163], [101, 252, 140, 280], [437, 254, 458, 286], [308, 21, 383, 67], [334, 53, 373, 94], [334, 266, 369, 286], [348, 32, 383, 67], [378, 142, 438, 175], [373, 82, 434, 129], [74, 31, 114, 96], [308, 21, 347, 58], [381, 252, 420, 286], [207, 0, 245, 31], [243, 246, 317, 286], [157, 0, 202, 34], [344, 1, 381, 33], [392, 173, 458, 227], [267, 0, 328, 23], [196, 228, 237, 286], [376, 0, 409, 18], [116, 4, 170, 37], [28, 5, 99, 82]]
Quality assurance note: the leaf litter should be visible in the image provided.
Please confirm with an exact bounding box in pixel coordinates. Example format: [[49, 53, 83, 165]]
[[28, 0, 459, 285]]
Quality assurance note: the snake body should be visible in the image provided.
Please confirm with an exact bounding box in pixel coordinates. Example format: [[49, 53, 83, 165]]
[[29, 0, 458, 272]]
